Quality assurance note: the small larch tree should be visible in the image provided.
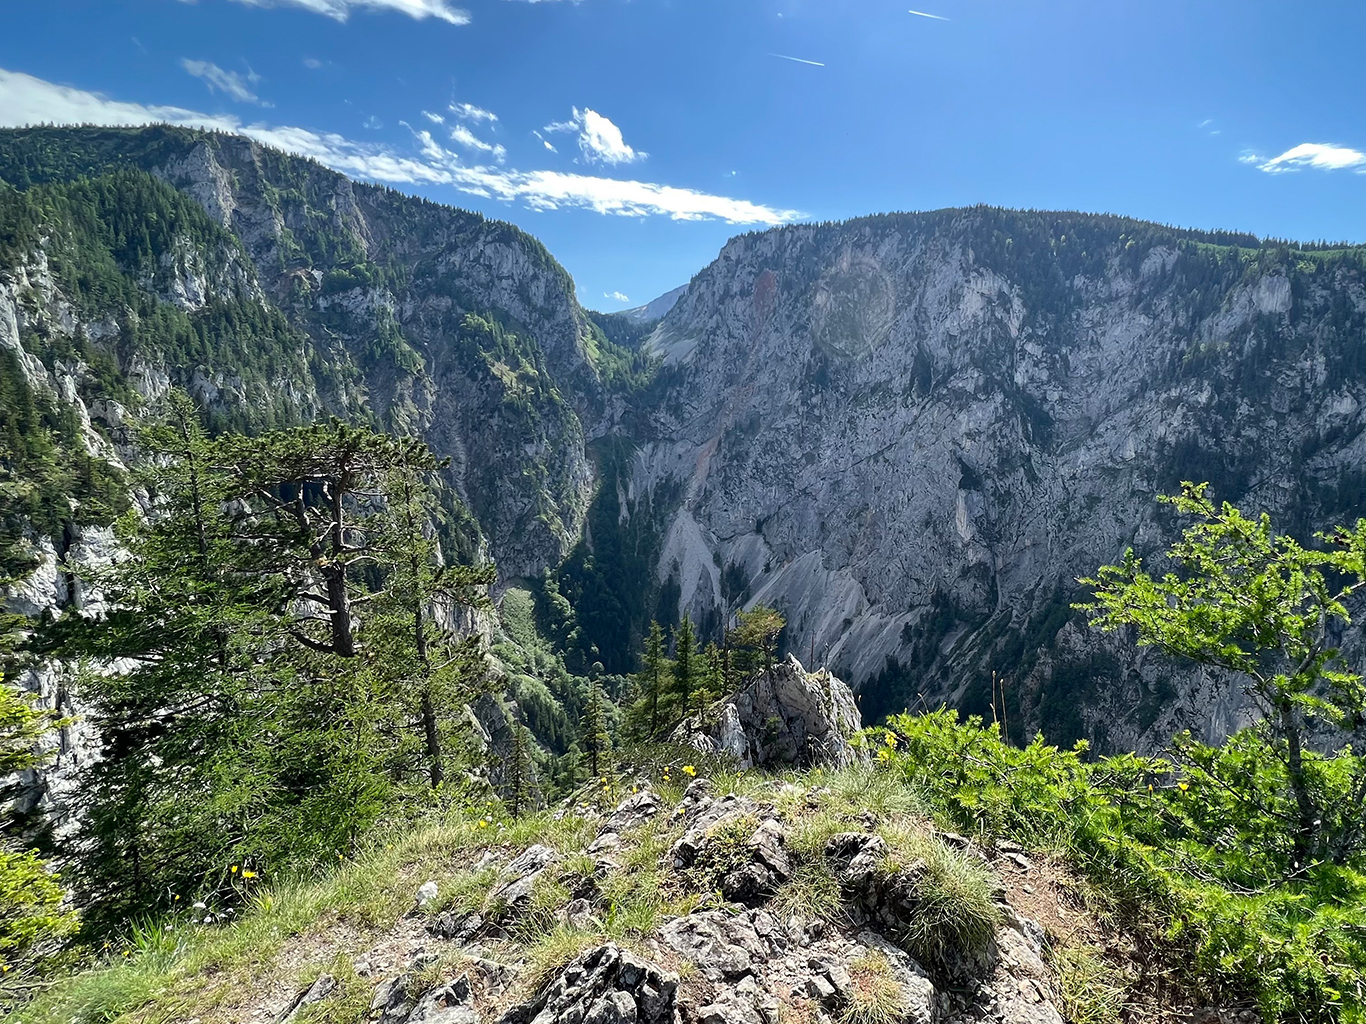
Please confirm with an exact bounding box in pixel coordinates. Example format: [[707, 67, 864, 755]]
[[728, 606, 785, 683]]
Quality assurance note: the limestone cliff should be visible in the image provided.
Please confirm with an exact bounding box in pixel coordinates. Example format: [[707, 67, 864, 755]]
[[630, 210, 1366, 750]]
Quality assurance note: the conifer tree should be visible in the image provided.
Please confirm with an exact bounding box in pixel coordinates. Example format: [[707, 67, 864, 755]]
[[728, 606, 785, 683], [508, 719, 532, 819], [34, 405, 494, 922], [672, 615, 697, 721], [701, 641, 726, 706], [583, 679, 610, 779], [625, 621, 671, 740], [369, 461, 495, 789]]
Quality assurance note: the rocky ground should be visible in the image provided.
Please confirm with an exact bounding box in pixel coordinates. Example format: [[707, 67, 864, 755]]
[[256, 776, 1074, 1024]]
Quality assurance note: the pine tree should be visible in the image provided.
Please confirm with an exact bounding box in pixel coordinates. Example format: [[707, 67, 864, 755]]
[[701, 641, 726, 706], [33, 405, 495, 923], [508, 720, 532, 819], [672, 615, 697, 721], [583, 679, 610, 779], [368, 460, 495, 790], [728, 606, 785, 683], [625, 621, 671, 740]]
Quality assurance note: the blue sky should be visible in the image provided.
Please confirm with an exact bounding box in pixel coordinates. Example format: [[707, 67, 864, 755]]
[[2, 1, 1364, 311]]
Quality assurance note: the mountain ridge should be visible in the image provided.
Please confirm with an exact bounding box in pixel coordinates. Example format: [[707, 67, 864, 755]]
[[5, 126, 1366, 760]]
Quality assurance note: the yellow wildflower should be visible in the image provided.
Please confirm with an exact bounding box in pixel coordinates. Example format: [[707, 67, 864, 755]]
[[242, 870, 257, 879], [1178, 781, 1189, 792], [230, 866, 238, 874], [682, 765, 697, 777]]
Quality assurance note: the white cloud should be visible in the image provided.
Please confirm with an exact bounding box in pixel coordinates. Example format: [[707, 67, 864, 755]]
[[224, 0, 470, 23], [533, 130, 556, 152], [1243, 142, 1366, 174], [180, 59, 267, 105], [303, 57, 325, 69], [543, 107, 644, 165], [907, 9, 948, 20], [0, 68, 800, 225], [604, 291, 630, 303], [450, 102, 497, 123], [769, 53, 825, 67], [422, 110, 445, 124], [449, 123, 507, 163], [363, 114, 383, 129]]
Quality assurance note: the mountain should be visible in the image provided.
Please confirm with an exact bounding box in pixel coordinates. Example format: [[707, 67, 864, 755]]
[[623, 283, 687, 323], [621, 211, 1366, 750], [5, 126, 1366, 760]]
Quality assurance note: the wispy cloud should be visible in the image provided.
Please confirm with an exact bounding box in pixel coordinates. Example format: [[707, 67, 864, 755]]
[[302, 57, 325, 69], [223, 0, 470, 23], [0, 69, 800, 226], [533, 129, 556, 153], [907, 9, 948, 19], [604, 290, 630, 303], [363, 114, 383, 129], [450, 102, 497, 123], [1241, 142, 1366, 174], [180, 59, 268, 105], [543, 107, 644, 165], [449, 123, 507, 163], [769, 53, 825, 67], [422, 110, 445, 124]]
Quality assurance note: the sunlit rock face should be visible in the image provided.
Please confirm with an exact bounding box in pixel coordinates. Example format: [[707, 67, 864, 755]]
[[634, 211, 1366, 751]]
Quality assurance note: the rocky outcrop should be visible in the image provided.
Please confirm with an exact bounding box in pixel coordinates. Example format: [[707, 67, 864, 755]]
[[672, 655, 868, 770], [496, 944, 676, 1024], [386, 785, 1066, 1024]]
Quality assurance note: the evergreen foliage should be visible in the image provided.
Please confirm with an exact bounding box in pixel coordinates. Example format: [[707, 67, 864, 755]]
[[671, 615, 697, 720], [0, 605, 75, 977], [582, 680, 610, 780], [30, 405, 494, 929], [727, 606, 785, 682], [625, 621, 671, 741]]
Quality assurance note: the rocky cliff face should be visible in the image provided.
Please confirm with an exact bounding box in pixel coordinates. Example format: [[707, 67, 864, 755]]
[[0, 125, 615, 813], [8, 129, 1366, 758], [0, 125, 605, 582], [631, 210, 1366, 750]]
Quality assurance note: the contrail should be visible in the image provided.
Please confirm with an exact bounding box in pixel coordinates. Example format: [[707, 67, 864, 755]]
[[908, 9, 948, 19], [769, 53, 826, 67]]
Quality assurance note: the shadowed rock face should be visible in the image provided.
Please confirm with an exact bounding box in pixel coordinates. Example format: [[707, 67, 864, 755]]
[[672, 655, 868, 770], [633, 210, 1366, 751]]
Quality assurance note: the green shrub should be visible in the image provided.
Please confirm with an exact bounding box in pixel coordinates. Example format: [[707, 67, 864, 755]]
[[0, 848, 75, 974], [879, 711, 1366, 1021]]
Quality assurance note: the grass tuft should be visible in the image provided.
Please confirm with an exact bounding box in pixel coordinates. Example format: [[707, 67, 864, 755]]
[[1052, 943, 1128, 1024], [839, 950, 907, 1024], [877, 825, 1002, 969]]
